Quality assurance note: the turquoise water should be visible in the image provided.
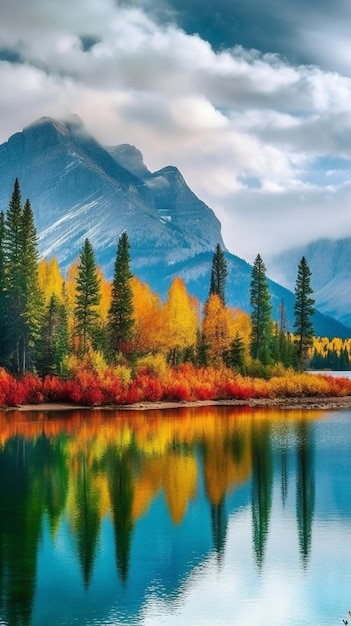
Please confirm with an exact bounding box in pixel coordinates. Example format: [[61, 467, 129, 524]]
[[0, 406, 350, 625]]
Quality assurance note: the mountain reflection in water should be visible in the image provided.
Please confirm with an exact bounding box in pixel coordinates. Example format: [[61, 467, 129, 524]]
[[0, 405, 350, 626]]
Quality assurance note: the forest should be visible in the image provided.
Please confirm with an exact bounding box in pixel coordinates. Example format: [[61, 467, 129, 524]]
[[0, 179, 351, 407]]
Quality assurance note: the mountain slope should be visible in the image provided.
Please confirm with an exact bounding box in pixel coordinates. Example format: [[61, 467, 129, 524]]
[[0, 116, 349, 339], [268, 238, 351, 328], [0, 116, 224, 275], [157, 251, 351, 339]]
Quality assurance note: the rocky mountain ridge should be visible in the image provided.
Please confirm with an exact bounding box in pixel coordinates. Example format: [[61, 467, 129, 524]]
[[0, 115, 349, 339]]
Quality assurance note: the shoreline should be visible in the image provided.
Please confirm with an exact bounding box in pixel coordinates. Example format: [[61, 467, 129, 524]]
[[9, 395, 351, 412]]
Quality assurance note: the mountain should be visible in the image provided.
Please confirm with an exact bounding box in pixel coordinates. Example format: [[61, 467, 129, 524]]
[[0, 115, 224, 274], [0, 115, 350, 339], [268, 238, 351, 328]]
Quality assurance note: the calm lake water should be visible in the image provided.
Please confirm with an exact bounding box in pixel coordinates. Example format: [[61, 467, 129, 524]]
[[0, 404, 351, 626]]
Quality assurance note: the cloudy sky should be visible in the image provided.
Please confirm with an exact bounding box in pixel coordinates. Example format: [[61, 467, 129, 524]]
[[1, 0, 351, 264]]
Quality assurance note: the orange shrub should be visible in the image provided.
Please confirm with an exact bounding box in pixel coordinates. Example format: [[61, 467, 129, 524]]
[[1, 364, 351, 408]]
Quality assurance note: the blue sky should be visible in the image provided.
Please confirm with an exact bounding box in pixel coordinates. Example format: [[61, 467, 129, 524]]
[[1, 0, 351, 263]]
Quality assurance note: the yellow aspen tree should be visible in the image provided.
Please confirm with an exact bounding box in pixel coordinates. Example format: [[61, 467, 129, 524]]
[[131, 276, 163, 354], [38, 257, 65, 305], [202, 293, 232, 365], [161, 277, 199, 364]]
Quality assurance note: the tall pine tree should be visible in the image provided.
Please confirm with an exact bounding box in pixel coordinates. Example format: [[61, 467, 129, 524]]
[[74, 238, 101, 355], [209, 243, 228, 305], [1, 183, 44, 372], [108, 232, 134, 357], [250, 254, 272, 364], [294, 256, 315, 370], [2, 179, 23, 370], [0, 211, 6, 364], [20, 199, 44, 371]]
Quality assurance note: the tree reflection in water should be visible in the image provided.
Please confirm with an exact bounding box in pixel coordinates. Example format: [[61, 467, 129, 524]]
[[296, 420, 315, 567], [0, 406, 319, 625]]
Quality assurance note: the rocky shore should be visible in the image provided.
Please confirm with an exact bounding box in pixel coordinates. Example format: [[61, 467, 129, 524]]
[[14, 395, 351, 412]]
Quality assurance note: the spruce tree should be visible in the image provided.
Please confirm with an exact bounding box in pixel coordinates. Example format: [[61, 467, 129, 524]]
[[209, 243, 228, 305], [250, 254, 272, 364], [294, 256, 315, 370], [0, 211, 6, 364], [225, 332, 246, 373], [74, 238, 101, 355], [108, 232, 134, 356], [20, 199, 44, 371], [2, 184, 43, 372], [2, 179, 26, 371], [195, 330, 209, 367]]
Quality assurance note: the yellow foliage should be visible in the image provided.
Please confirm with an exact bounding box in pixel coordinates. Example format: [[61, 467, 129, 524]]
[[135, 353, 168, 380], [160, 277, 199, 355], [163, 453, 198, 524], [66, 350, 108, 376], [202, 294, 232, 364], [38, 257, 65, 305], [111, 364, 132, 385], [313, 336, 351, 359], [132, 457, 164, 520], [131, 276, 164, 353]]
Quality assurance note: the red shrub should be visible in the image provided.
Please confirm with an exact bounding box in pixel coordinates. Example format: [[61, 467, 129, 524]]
[[162, 380, 191, 402], [135, 374, 163, 402], [119, 380, 143, 404], [82, 386, 105, 406], [20, 374, 44, 404], [4, 379, 26, 406], [192, 382, 214, 400], [222, 378, 254, 400], [62, 379, 83, 404]]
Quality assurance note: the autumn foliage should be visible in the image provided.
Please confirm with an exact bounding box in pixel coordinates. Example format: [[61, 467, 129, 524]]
[[1, 364, 351, 408], [1, 200, 351, 410]]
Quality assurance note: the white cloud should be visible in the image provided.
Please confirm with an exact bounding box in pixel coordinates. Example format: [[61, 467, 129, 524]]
[[1, 0, 351, 261]]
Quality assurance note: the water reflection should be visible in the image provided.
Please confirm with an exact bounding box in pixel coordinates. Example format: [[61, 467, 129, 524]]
[[251, 420, 273, 568], [296, 421, 315, 566], [0, 406, 350, 625]]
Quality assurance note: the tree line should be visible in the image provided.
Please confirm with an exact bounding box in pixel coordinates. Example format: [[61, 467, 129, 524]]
[[0, 179, 316, 378]]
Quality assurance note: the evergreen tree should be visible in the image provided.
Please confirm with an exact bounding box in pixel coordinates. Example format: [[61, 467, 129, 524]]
[[294, 256, 315, 370], [1, 180, 41, 372], [195, 330, 209, 367], [2, 179, 23, 370], [250, 254, 272, 364], [108, 232, 134, 356], [225, 332, 246, 373], [209, 243, 228, 305], [0, 211, 6, 364], [340, 346, 350, 370], [74, 238, 101, 355], [20, 199, 44, 371], [39, 294, 69, 376]]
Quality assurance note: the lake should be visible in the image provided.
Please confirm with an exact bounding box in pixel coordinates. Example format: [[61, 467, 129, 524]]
[[0, 405, 350, 626]]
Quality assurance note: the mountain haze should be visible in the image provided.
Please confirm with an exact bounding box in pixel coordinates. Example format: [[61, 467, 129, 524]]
[[268, 239, 351, 328], [0, 115, 350, 339]]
